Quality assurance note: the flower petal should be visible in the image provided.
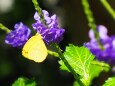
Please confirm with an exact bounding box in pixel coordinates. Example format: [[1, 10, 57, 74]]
[[5, 22, 31, 47]]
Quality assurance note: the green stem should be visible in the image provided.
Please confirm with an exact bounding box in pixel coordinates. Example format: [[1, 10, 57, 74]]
[[32, 0, 48, 27], [92, 61, 110, 68], [53, 43, 84, 86], [100, 0, 115, 20], [0, 23, 10, 33], [47, 50, 59, 57], [81, 0, 104, 50]]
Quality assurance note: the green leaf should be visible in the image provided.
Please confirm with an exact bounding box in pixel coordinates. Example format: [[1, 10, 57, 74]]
[[90, 60, 110, 81], [73, 81, 80, 86], [59, 44, 110, 86], [103, 77, 115, 86], [59, 44, 95, 85], [59, 60, 69, 72], [12, 77, 36, 86]]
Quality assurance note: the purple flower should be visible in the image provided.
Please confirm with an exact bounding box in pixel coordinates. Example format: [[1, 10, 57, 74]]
[[5, 22, 31, 47], [84, 25, 115, 66], [32, 10, 65, 44]]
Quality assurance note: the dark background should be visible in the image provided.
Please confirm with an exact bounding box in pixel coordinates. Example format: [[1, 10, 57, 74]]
[[0, 0, 115, 86]]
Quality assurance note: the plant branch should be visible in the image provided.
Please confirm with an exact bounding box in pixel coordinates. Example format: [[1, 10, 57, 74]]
[[100, 0, 115, 20], [53, 43, 84, 86], [0, 23, 10, 33], [81, 0, 104, 50], [32, 0, 48, 27]]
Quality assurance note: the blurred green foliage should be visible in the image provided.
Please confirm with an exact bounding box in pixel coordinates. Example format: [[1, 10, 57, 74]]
[[12, 77, 36, 86]]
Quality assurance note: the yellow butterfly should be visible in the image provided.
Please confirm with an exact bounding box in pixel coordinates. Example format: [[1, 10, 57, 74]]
[[22, 33, 48, 62]]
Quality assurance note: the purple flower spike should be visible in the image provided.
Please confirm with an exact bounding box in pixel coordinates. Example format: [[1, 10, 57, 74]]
[[85, 25, 115, 66], [32, 10, 65, 44], [5, 22, 31, 47]]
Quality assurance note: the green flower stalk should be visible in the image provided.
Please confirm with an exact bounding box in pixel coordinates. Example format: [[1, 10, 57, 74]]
[[100, 0, 115, 20], [81, 0, 104, 50], [32, 0, 48, 26], [0, 23, 10, 33], [53, 43, 84, 86], [47, 50, 59, 57]]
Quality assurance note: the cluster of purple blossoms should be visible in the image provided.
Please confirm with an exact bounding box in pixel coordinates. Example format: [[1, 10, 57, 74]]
[[5, 22, 31, 47], [85, 25, 115, 66], [32, 10, 65, 44], [5, 10, 65, 47]]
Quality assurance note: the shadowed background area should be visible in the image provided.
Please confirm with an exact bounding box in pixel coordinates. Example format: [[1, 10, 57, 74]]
[[0, 0, 115, 86]]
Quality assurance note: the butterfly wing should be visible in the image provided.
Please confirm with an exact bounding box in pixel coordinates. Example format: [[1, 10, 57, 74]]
[[22, 33, 48, 62]]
